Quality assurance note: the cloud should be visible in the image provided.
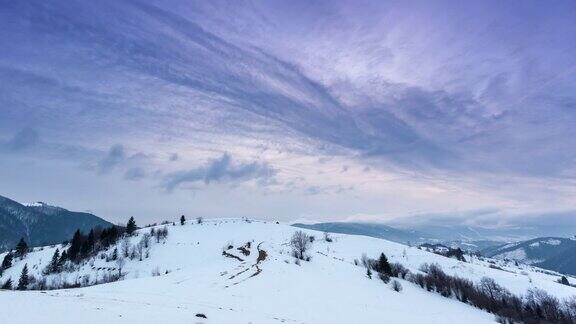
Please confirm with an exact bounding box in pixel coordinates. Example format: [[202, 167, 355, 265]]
[[6, 128, 40, 151], [124, 167, 146, 181], [97, 144, 126, 174], [1, 0, 575, 224], [162, 153, 275, 191]]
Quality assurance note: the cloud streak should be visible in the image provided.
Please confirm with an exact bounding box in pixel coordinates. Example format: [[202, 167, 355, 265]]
[[97, 144, 126, 174], [162, 153, 275, 191], [6, 128, 40, 151]]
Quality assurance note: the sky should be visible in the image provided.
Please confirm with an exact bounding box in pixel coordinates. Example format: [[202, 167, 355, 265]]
[[0, 0, 575, 227]]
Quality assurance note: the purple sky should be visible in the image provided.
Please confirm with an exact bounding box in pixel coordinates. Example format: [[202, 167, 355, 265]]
[[0, 0, 575, 227]]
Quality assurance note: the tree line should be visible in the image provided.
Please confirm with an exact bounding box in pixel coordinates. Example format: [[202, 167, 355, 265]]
[[360, 251, 576, 323]]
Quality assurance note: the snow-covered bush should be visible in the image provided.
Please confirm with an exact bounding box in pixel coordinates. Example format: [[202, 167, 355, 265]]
[[290, 231, 312, 261], [391, 280, 402, 292]]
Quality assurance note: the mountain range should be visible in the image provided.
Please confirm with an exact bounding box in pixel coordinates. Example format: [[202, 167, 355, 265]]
[[482, 237, 576, 275], [0, 194, 112, 252], [292, 222, 439, 246], [292, 222, 504, 250], [294, 221, 576, 275]]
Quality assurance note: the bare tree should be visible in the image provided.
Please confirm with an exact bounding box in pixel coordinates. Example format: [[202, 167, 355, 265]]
[[137, 241, 144, 261], [290, 231, 312, 260], [116, 257, 125, 277], [361, 253, 372, 269], [141, 233, 151, 249], [121, 237, 130, 258], [479, 277, 506, 302]]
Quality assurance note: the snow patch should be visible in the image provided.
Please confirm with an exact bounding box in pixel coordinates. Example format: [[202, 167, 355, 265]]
[[544, 239, 561, 246]]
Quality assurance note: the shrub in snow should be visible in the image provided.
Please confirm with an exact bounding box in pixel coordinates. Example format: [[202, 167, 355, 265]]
[[391, 280, 402, 292], [154, 226, 169, 243], [360, 253, 371, 269], [390, 262, 410, 279], [290, 231, 312, 260], [378, 272, 390, 283], [323, 232, 333, 242], [419, 262, 431, 274], [196, 216, 203, 224]]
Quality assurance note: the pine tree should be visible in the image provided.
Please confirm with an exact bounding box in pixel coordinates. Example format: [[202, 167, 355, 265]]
[[15, 238, 28, 259], [561, 276, 570, 286], [17, 264, 29, 290], [126, 217, 137, 235], [1, 251, 13, 270], [366, 267, 372, 279], [58, 250, 68, 269], [180, 215, 186, 225], [87, 229, 95, 251], [47, 249, 60, 274], [68, 229, 83, 261], [80, 240, 90, 258], [376, 253, 392, 276], [1, 278, 12, 290]]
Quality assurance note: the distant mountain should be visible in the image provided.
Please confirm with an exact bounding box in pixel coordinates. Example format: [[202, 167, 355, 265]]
[[293, 222, 510, 252], [0, 194, 113, 252], [292, 222, 438, 245], [482, 237, 576, 275], [442, 239, 503, 252], [399, 224, 534, 242]]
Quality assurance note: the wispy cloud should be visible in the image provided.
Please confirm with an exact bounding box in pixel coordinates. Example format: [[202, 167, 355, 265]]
[[6, 128, 40, 151], [162, 153, 275, 191], [124, 167, 146, 181], [97, 144, 126, 174]]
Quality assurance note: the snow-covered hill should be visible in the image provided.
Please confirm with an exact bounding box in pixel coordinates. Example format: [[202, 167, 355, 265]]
[[1, 219, 575, 323]]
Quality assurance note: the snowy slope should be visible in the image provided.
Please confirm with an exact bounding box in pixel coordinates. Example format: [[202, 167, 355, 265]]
[[1, 219, 575, 323]]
